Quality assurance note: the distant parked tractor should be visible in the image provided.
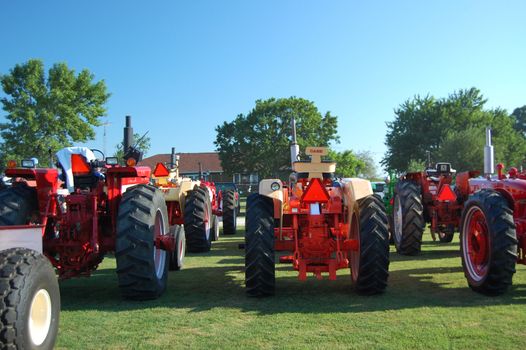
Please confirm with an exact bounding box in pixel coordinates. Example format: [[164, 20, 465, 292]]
[[245, 118, 389, 297], [0, 117, 178, 301], [392, 161, 479, 255], [151, 148, 238, 254]]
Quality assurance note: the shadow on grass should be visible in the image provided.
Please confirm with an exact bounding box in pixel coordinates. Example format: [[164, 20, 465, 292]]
[[59, 260, 526, 316]]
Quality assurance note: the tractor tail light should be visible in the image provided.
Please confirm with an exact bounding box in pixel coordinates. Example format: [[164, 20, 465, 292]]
[[301, 178, 330, 203], [7, 160, 16, 168], [153, 162, 170, 177], [437, 184, 457, 202], [126, 158, 137, 167]]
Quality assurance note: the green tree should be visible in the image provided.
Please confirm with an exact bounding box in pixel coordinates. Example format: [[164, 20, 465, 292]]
[[329, 150, 365, 178], [511, 105, 526, 135], [0, 59, 109, 166], [355, 150, 378, 179], [215, 97, 339, 178], [113, 133, 151, 160], [382, 88, 526, 172], [435, 127, 485, 172]]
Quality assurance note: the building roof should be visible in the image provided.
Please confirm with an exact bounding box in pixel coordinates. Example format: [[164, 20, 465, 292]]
[[140, 152, 223, 173]]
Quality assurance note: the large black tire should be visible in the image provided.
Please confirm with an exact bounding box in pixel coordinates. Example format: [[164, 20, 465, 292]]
[[184, 187, 212, 253], [460, 190, 517, 295], [116, 184, 169, 300], [245, 194, 275, 297], [392, 181, 425, 255], [350, 195, 390, 295], [168, 225, 186, 271], [222, 189, 237, 235], [244, 193, 259, 233], [0, 184, 37, 226], [0, 248, 60, 349]]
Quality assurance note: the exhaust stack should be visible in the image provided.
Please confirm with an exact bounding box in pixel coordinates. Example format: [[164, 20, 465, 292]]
[[170, 147, 176, 169], [123, 115, 134, 151], [290, 116, 300, 168], [484, 127, 494, 177]]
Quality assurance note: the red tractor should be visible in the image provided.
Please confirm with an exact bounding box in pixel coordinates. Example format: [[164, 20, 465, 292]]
[[392, 162, 479, 255], [456, 129, 520, 295], [0, 118, 178, 301], [244, 122, 389, 297]]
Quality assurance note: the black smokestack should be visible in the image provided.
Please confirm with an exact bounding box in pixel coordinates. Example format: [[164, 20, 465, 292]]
[[171, 147, 176, 168], [124, 115, 134, 151]]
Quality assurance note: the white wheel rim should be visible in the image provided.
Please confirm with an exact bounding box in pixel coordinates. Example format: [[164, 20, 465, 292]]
[[154, 209, 167, 279], [205, 205, 211, 240], [29, 289, 52, 346], [394, 195, 403, 244]]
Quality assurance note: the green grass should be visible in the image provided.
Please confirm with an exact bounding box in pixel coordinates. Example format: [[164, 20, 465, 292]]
[[56, 230, 526, 350]]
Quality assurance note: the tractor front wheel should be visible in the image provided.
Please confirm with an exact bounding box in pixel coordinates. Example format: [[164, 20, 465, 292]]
[[0, 248, 60, 349], [222, 189, 237, 235], [393, 181, 425, 255], [116, 184, 169, 300], [350, 195, 390, 295], [184, 187, 212, 253], [460, 190, 517, 295], [245, 194, 275, 297], [168, 225, 186, 271]]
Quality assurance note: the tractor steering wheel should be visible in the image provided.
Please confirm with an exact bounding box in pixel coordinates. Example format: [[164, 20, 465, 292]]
[[91, 149, 105, 161]]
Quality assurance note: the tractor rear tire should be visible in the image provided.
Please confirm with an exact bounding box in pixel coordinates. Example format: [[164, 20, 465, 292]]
[[0, 248, 60, 350], [116, 184, 170, 300], [393, 181, 425, 255], [168, 225, 186, 271], [245, 194, 275, 297], [0, 184, 37, 226], [460, 190, 517, 295], [222, 189, 237, 235], [351, 195, 390, 295], [244, 193, 258, 232], [184, 187, 212, 253]]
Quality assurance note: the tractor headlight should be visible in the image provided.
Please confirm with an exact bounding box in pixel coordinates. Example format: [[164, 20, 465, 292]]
[[271, 181, 281, 191], [105, 157, 119, 166], [21, 159, 36, 168]]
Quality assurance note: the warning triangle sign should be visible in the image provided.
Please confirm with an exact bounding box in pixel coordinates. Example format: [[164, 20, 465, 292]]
[[301, 178, 330, 203], [153, 162, 170, 177], [437, 184, 457, 202]]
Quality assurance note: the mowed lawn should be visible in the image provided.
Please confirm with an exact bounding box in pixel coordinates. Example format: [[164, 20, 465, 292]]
[[56, 223, 526, 349]]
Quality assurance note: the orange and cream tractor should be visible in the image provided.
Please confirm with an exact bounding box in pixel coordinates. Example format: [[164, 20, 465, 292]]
[[244, 118, 390, 297], [151, 148, 216, 255]]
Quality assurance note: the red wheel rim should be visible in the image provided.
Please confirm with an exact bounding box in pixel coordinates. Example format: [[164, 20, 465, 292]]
[[349, 212, 360, 282], [462, 206, 489, 282]]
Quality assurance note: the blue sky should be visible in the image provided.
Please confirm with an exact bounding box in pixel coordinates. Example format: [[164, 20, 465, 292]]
[[1, 1, 525, 169]]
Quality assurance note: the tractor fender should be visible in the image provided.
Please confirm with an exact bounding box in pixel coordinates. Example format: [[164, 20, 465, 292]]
[[259, 179, 283, 202], [340, 178, 373, 207]]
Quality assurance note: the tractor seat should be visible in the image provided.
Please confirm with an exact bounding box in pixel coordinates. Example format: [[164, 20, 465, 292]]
[[56, 147, 97, 192]]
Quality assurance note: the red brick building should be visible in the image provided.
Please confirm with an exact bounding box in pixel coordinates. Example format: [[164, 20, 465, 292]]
[[141, 152, 231, 182]]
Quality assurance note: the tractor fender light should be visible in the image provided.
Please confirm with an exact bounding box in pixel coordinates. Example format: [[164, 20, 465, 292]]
[[21, 159, 36, 168], [126, 158, 137, 167], [7, 160, 17, 168], [105, 157, 119, 166]]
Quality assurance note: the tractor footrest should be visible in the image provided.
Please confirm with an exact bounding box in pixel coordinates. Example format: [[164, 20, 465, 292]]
[[279, 255, 293, 263]]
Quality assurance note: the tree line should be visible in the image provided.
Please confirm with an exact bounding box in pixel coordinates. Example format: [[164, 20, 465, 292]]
[[1, 59, 524, 178]]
